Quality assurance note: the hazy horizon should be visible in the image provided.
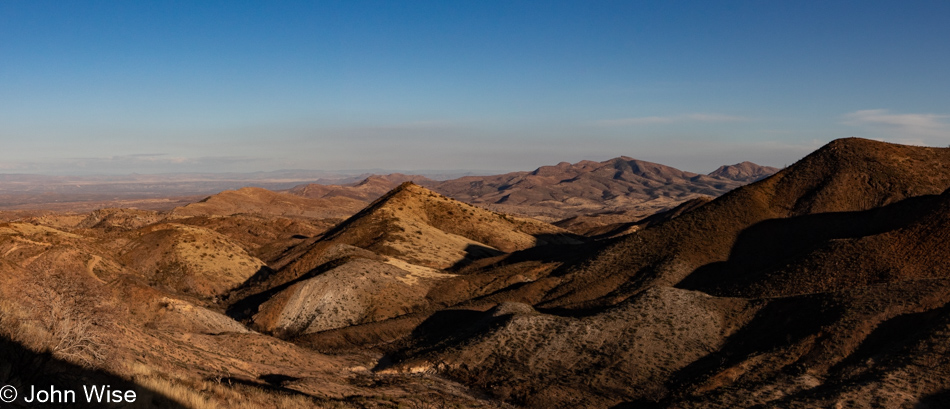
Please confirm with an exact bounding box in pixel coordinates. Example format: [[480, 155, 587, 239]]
[[0, 154, 775, 179], [3, 2, 949, 175]]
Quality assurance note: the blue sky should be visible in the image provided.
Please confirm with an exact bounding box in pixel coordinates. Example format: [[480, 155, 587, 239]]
[[2, 1, 949, 175]]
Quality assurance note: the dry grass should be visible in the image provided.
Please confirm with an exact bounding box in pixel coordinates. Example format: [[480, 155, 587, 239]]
[[0, 268, 111, 367], [134, 375, 352, 409]]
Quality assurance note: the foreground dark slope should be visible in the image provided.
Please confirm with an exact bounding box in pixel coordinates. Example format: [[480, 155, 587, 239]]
[[680, 187, 950, 298], [376, 138, 950, 408], [537, 137, 950, 309]]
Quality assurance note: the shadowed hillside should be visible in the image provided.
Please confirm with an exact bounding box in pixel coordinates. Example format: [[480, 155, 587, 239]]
[[275, 182, 579, 277], [229, 183, 581, 342], [535, 138, 950, 309], [679, 188, 950, 298], [371, 138, 950, 408], [5, 138, 950, 408]]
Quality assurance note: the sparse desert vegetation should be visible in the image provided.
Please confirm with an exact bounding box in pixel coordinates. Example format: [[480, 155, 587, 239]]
[[2, 139, 950, 407]]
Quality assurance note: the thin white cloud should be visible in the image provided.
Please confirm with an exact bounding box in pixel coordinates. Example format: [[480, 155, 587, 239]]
[[596, 113, 749, 127], [842, 109, 950, 142]]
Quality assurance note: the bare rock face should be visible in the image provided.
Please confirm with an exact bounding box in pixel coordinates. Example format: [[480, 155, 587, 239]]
[[252, 258, 452, 336]]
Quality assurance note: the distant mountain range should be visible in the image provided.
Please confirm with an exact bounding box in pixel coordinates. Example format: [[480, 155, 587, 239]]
[[0, 158, 775, 216], [4, 138, 950, 407], [289, 157, 779, 222]]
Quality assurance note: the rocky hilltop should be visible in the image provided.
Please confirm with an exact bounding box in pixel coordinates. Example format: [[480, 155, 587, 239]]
[[2, 139, 947, 408]]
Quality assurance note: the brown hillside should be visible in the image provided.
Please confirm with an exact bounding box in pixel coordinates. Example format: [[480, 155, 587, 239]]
[[708, 161, 780, 182], [75, 207, 164, 232], [252, 257, 451, 336], [288, 173, 434, 201], [559, 196, 713, 238], [175, 214, 335, 263], [641, 279, 950, 408], [171, 186, 365, 219], [114, 223, 266, 297], [223, 183, 581, 341], [430, 156, 773, 220], [283, 159, 774, 222], [281, 182, 577, 273], [406, 278, 950, 408], [0, 221, 500, 408], [535, 138, 950, 309], [679, 187, 950, 298], [388, 287, 756, 407], [379, 138, 950, 406], [0, 222, 126, 283]]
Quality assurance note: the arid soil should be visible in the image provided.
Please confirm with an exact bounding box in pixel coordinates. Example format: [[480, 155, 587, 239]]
[[2, 140, 948, 408]]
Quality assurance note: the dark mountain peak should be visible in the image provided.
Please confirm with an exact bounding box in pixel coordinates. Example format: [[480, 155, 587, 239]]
[[768, 137, 950, 215]]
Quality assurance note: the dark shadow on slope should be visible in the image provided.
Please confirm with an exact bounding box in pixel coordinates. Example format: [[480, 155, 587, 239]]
[[226, 265, 276, 295], [610, 401, 665, 409], [405, 309, 490, 349], [447, 244, 506, 271], [448, 239, 599, 281], [534, 303, 613, 319], [533, 232, 588, 246], [830, 301, 950, 375], [448, 233, 589, 272], [588, 197, 713, 241], [0, 335, 188, 408], [374, 308, 503, 371], [504, 238, 597, 267], [917, 389, 950, 409], [750, 299, 950, 407], [677, 194, 943, 296], [215, 374, 320, 401], [292, 312, 429, 354], [224, 258, 351, 321], [662, 295, 843, 396]]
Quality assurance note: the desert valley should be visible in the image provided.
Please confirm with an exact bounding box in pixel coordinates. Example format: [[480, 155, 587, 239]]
[[1, 138, 948, 408]]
